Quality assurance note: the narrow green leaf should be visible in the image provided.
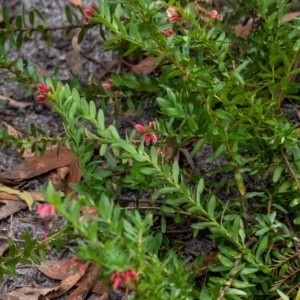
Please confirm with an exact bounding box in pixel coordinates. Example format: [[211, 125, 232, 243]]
[[273, 166, 284, 183], [3, 6, 10, 27]]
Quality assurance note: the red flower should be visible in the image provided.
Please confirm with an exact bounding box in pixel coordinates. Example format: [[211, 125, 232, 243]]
[[166, 7, 181, 23], [70, 257, 87, 275], [110, 269, 138, 290], [102, 82, 114, 89], [79, 206, 98, 223], [37, 83, 51, 102], [38, 204, 56, 218], [38, 83, 51, 94], [161, 29, 175, 37], [135, 121, 158, 146], [83, 17, 90, 25], [210, 10, 223, 21], [91, 3, 99, 12], [83, 8, 93, 16]]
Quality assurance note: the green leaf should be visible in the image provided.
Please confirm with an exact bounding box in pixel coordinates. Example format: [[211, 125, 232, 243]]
[[217, 253, 233, 268], [89, 101, 96, 120], [232, 280, 255, 288], [29, 11, 35, 26], [276, 289, 289, 300], [294, 216, 300, 225], [196, 178, 204, 206], [160, 205, 176, 213], [273, 166, 284, 183], [214, 109, 233, 121], [186, 115, 198, 132], [225, 288, 247, 296], [255, 235, 268, 261], [191, 222, 216, 230], [140, 167, 159, 175], [172, 161, 180, 186], [129, 22, 142, 42], [117, 139, 136, 154], [15, 15, 22, 30], [2, 6, 10, 27], [207, 195, 216, 218], [65, 5, 73, 24], [278, 181, 291, 193]]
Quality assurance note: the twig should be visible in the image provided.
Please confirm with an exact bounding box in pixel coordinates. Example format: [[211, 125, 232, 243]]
[[217, 237, 257, 300], [284, 214, 300, 262], [80, 51, 109, 71], [0, 23, 86, 34], [279, 147, 300, 192], [113, 91, 135, 127]]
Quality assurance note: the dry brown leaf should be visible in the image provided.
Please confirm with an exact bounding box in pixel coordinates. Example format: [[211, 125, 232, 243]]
[[0, 191, 44, 202], [64, 157, 82, 197], [8, 286, 59, 300], [0, 148, 76, 184], [0, 187, 34, 210], [0, 122, 23, 137], [68, 264, 101, 300], [235, 23, 252, 40], [281, 11, 300, 23], [66, 49, 83, 75], [195, 251, 219, 277], [0, 295, 20, 300], [0, 95, 31, 109], [0, 200, 27, 220], [44, 170, 67, 191], [69, 0, 82, 6], [45, 262, 89, 299], [66, 35, 82, 76], [97, 58, 118, 80], [130, 56, 157, 74], [0, 243, 9, 256], [39, 259, 108, 295]]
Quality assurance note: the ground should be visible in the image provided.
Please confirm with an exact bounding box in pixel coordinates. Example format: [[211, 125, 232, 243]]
[[1, 1, 300, 299]]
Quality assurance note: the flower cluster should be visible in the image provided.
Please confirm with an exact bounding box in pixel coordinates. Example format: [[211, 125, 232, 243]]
[[161, 29, 175, 37], [38, 204, 56, 218], [83, 3, 99, 24], [37, 83, 52, 102], [70, 257, 87, 275], [210, 10, 223, 21], [135, 121, 157, 146], [37, 204, 56, 245], [161, 7, 181, 38], [166, 7, 181, 23], [79, 206, 98, 223], [110, 269, 138, 290]]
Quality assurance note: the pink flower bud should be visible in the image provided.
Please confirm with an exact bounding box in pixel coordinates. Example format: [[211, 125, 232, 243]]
[[166, 7, 181, 23], [91, 3, 99, 12], [38, 83, 51, 94], [217, 14, 223, 21], [83, 17, 90, 25], [210, 10, 218, 19], [148, 121, 155, 129], [83, 8, 93, 16], [210, 10, 223, 20], [161, 29, 175, 37], [102, 82, 114, 89], [37, 94, 46, 102], [112, 276, 122, 289], [38, 204, 56, 218], [156, 148, 162, 155], [150, 133, 157, 143], [135, 124, 147, 133]]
